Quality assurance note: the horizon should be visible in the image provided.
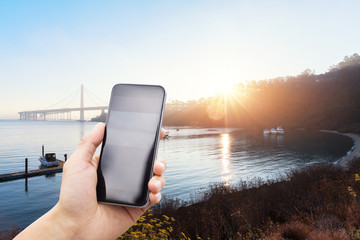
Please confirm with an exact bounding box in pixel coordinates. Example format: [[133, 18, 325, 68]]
[[1, 55, 357, 121], [1, 1, 360, 118]]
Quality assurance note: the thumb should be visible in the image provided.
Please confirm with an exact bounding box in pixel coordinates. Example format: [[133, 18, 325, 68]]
[[71, 123, 105, 163]]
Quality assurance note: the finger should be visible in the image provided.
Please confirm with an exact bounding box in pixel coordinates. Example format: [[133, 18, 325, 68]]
[[153, 158, 166, 176], [141, 192, 161, 210], [160, 128, 166, 140], [71, 123, 105, 163], [148, 176, 166, 194], [141, 192, 161, 211], [149, 192, 161, 205]]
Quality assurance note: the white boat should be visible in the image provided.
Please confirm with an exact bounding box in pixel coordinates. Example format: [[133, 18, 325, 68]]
[[263, 126, 285, 135], [39, 153, 59, 167], [270, 128, 277, 135], [276, 126, 285, 135]]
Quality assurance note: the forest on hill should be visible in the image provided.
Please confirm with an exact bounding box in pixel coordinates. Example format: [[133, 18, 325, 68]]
[[163, 54, 360, 133]]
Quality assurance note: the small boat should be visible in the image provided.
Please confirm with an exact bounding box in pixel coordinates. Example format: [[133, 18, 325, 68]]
[[270, 128, 277, 135], [263, 126, 285, 135], [39, 153, 59, 167], [276, 126, 285, 135]]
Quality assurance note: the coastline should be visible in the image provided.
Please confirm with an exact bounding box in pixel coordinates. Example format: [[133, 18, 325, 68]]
[[320, 130, 360, 167]]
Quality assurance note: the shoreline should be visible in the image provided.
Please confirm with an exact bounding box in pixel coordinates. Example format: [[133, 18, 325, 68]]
[[320, 130, 360, 167]]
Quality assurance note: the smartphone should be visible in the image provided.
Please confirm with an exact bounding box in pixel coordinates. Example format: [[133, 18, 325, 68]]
[[96, 84, 166, 207]]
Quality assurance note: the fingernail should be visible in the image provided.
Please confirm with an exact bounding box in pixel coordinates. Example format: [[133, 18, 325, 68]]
[[92, 123, 100, 132], [92, 123, 105, 135]]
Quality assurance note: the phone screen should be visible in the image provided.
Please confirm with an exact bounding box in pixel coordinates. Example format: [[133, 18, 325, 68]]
[[96, 84, 166, 207]]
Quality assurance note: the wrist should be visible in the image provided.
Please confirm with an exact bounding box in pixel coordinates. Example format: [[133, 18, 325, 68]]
[[50, 203, 80, 239], [15, 203, 79, 240]]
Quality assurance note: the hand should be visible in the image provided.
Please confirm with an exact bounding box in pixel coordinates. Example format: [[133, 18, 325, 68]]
[[15, 123, 166, 240]]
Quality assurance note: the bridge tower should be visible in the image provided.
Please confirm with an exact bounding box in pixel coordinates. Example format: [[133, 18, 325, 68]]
[[80, 84, 85, 122]]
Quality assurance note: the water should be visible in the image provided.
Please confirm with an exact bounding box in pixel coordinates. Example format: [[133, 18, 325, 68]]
[[0, 120, 354, 231]]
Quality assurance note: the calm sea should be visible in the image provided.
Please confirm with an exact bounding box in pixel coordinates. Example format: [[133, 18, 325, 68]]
[[0, 120, 354, 231]]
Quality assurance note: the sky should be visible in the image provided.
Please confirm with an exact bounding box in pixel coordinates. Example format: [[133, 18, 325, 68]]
[[0, 0, 359, 118]]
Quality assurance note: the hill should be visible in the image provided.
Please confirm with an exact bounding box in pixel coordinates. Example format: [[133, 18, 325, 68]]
[[164, 53, 360, 133]]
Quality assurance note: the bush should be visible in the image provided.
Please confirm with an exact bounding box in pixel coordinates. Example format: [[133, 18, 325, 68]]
[[144, 158, 360, 239]]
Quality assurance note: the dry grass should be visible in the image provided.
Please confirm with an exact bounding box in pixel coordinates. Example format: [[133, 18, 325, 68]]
[[150, 158, 360, 239]]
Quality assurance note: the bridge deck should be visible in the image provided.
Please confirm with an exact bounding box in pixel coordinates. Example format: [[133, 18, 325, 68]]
[[18, 106, 108, 114]]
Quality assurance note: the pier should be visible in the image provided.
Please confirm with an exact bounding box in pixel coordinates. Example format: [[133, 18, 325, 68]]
[[0, 145, 67, 183], [0, 160, 65, 182]]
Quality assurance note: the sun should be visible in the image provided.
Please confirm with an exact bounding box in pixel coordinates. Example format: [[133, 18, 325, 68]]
[[217, 83, 234, 96]]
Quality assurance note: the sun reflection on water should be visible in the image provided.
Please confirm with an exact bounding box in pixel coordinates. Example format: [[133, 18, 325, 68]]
[[220, 133, 232, 186]]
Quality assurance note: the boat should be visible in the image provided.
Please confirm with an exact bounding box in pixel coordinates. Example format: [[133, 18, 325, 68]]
[[276, 126, 285, 135], [270, 128, 277, 135], [263, 129, 270, 135], [39, 153, 59, 167], [263, 126, 285, 135]]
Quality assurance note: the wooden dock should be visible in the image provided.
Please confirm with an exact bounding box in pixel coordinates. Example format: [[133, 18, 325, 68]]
[[0, 160, 65, 182]]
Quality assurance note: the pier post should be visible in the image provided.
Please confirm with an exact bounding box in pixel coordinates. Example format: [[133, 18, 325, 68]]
[[25, 177, 28, 192], [42, 145, 44, 157], [25, 158, 28, 175], [64, 154, 67, 162]]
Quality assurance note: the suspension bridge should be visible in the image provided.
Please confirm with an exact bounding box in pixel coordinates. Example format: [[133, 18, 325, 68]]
[[18, 85, 108, 122]]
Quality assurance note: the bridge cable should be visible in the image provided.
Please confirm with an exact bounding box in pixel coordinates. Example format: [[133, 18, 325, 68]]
[[45, 87, 80, 109], [83, 86, 108, 105], [85, 91, 101, 106], [62, 91, 81, 108]]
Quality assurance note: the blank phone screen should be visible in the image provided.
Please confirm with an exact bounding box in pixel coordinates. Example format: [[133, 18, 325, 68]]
[[97, 84, 165, 206]]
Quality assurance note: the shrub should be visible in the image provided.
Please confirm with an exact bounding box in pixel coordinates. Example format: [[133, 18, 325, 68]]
[[280, 222, 310, 240], [146, 158, 360, 239]]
